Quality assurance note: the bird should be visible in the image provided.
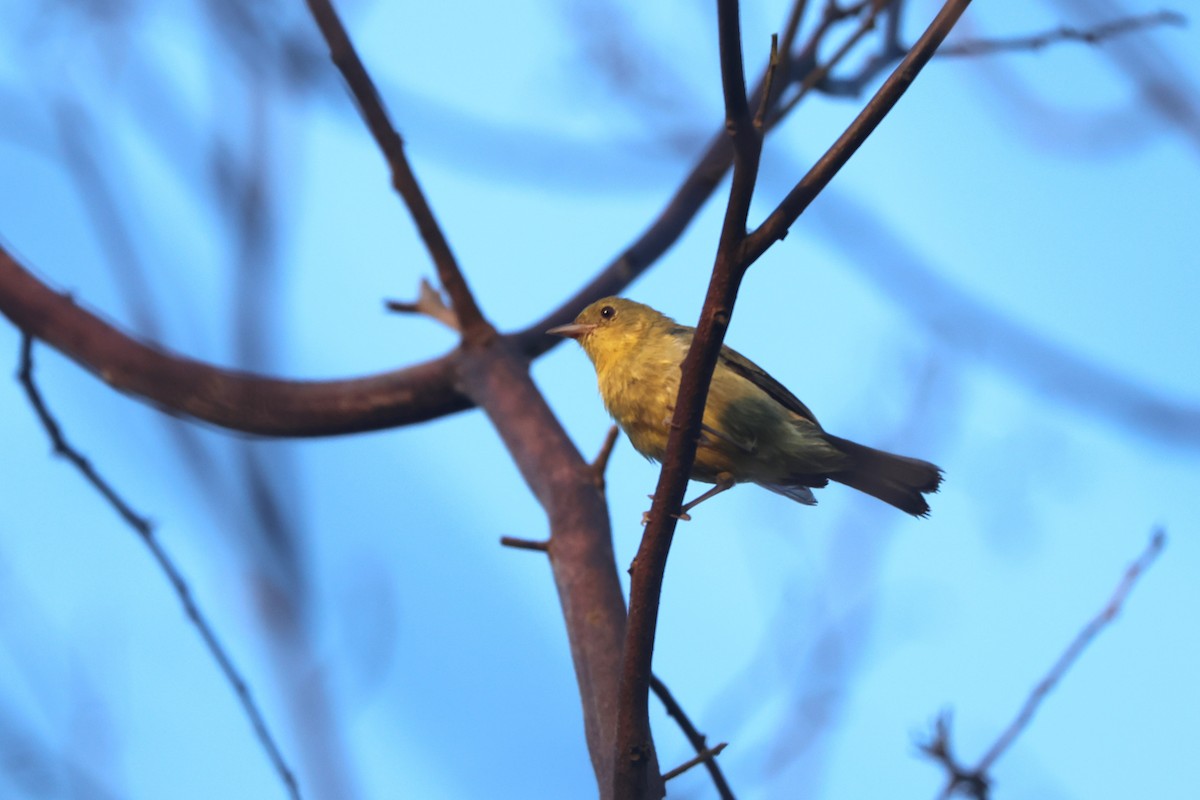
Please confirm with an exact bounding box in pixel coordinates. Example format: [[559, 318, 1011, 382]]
[[548, 297, 942, 518]]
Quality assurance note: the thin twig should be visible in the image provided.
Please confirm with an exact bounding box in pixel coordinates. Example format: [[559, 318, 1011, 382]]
[[499, 536, 550, 553], [303, 0, 490, 342], [921, 529, 1167, 799], [748, 0, 972, 264], [774, 1, 897, 118], [650, 674, 736, 799], [662, 742, 728, 783], [17, 336, 301, 800], [939, 11, 1186, 57], [385, 277, 461, 331], [591, 425, 621, 490]]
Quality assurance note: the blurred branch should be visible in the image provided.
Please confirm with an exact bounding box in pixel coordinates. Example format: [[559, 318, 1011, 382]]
[[0, 698, 121, 800], [303, 0, 490, 342], [920, 529, 1167, 799], [650, 674, 735, 799], [15, 336, 300, 800], [1048, 0, 1200, 155], [938, 10, 1186, 57], [385, 277, 461, 331], [811, 8, 1185, 97]]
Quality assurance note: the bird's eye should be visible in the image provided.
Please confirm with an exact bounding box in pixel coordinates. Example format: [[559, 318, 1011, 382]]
[[599, 305, 616, 320]]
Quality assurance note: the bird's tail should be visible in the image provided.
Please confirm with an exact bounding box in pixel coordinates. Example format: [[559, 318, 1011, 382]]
[[824, 435, 943, 517]]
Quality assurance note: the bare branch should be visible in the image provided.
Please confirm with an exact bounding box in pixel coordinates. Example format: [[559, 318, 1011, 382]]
[[0, 244, 470, 436], [939, 11, 1186, 57], [662, 742, 728, 783], [650, 674, 736, 799], [591, 425, 621, 490], [499, 536, 550, 553], [16, 335, 301, 800], [303, 0, 490, 342], [748, 0, 973, 264], [922, 529, 1167, 799]]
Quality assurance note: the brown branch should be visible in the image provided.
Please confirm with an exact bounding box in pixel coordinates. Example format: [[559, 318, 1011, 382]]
[[591, 425, 621, 490], [499, 536, 550, 553], [650, 674, 735, 799], [0, 243, 471, 436], [303, 0, 490, 343], [613, 1, 764, 796], [16, 335, 301, 800], [453, 344, 627, 789], [615, 3, 972, 798], [921, 529, 1167, 799]]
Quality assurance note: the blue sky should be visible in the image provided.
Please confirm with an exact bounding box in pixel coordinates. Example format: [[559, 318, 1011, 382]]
[[1, 1, 1197, 798]]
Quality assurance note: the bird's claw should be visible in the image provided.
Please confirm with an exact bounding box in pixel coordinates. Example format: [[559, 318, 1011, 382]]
[[641, 506, 691, 525]]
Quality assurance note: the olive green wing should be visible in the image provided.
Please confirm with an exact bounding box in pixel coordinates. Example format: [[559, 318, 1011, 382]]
[[717, 345, 822, 428]]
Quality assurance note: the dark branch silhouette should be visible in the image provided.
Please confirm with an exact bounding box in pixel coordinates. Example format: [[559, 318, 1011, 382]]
[[650, 674, 736, 799], [16, 335, 300, 800], [616, 3, 972, 796], [920, 529, 1167, 798]]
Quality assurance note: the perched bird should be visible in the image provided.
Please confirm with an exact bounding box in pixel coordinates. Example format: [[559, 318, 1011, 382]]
[[548, 297, 942, 518]]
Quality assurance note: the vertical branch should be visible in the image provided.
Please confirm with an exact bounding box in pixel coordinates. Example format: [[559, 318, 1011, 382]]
[[614, 2, 973, 798], [613, 1, 763, 797]]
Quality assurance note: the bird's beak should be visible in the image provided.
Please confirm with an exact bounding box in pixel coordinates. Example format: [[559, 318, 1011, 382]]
[[547, 323, 595, 340]]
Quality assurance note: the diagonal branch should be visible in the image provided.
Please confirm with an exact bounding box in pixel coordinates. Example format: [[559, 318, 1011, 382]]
[[303, 0, 490, 342], [650, 674, 736, 799], [17, 335, 300, 800], [613, 2, 765, 796], [921, 529, 1166, 799], [746, 0, 973, 265]]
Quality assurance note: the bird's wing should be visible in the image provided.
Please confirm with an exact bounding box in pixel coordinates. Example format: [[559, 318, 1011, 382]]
[[718, 346, 822, 428]]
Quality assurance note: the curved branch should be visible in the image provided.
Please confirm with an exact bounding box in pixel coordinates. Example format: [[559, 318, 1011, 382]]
[[0, 246, 470, 436]]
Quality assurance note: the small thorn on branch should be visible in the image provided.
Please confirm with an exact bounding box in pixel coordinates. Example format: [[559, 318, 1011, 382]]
[[754, 33, 782, 133], [662, 742, 728, 782], [499, 536, 550, 553], [385, 277, 461, 331]]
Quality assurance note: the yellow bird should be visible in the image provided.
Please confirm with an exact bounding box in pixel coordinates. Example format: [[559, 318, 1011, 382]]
[[549, 297, 942, 517]]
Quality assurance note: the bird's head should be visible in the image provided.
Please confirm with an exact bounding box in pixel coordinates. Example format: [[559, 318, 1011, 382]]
[[547, 297, 672, 365]]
